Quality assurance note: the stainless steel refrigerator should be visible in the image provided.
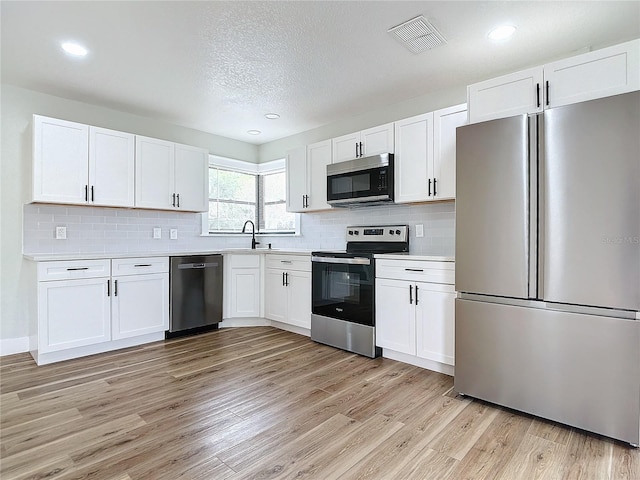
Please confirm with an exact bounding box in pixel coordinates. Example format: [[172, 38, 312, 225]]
[[454, 91, 640, 445]]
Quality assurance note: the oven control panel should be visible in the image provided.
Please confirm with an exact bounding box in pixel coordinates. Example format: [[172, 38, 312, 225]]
[[346, 225, 408, 242]]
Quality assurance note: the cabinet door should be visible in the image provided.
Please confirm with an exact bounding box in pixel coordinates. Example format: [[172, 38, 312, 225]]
[[89, 127, 135, 207], [286, 270, 311, 329], [375, 278, 415, 355], [332, 132, 361, 163], [32, 115, 89, 204], [415, 283, 456, 366], [361, 122, 394, 156], [394, 113, 433, 204], [306, 139, 332, 211], [230, 268, 261, 317], [467, 67, 543, 124], [264, 269, 287, 322], [432, 104, 467, 200], [135, 136, 175, 209], [544, 39, 640, 109], [112, 273, 168, 340], [286, 146, 307, 213], [174, 143, 208, 212], [38, 277, 111, 353]]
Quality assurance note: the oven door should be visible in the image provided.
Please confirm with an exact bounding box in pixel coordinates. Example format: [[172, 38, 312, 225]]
[[311, 255, 374, 326]]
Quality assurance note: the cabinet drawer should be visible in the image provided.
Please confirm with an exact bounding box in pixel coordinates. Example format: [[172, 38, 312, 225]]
[[227, 254, 260, 268], [111, 257, 169, 276], [266, 254, 311, 272], [37, 259, 111, 281], [376, 259, 454, 285]]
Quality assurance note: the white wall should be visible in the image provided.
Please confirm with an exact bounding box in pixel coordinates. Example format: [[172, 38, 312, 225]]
[[0, 84, 258, 346]]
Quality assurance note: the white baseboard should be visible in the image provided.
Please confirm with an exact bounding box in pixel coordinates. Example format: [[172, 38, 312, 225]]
[[220, 317, 270, 328], [382, 349, 455, 377], [0, 337, 30, 356]]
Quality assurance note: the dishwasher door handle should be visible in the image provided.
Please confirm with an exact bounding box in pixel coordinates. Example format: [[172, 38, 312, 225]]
[[178, 262, 219, 269]]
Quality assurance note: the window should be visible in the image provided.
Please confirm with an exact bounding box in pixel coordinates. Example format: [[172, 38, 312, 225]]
[[206, 156, 297, 234]]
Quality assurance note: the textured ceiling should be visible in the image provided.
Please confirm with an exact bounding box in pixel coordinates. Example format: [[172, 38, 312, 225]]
[[2, 1, 639, 144]]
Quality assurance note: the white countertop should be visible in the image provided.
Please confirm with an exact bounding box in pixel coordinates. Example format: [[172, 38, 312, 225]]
[[24, 248, 313, 262], [374, 253, 455, 262]]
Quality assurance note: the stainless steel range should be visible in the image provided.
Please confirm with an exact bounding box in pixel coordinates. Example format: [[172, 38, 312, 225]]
[[311, 225, 409, 357]]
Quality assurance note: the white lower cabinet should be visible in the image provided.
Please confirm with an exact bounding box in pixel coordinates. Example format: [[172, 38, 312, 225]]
[[32, 257, 168, 365], [225, 254, 261, 318], [375, 259, 456, 371], [264, 255, 311, 329]]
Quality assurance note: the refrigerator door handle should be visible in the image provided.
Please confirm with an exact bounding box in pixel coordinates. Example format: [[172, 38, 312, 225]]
[[528, 114, 540, 300], [535, 113, 545, 300]]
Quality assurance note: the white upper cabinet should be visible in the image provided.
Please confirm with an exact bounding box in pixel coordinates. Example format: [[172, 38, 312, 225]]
[[544, 39, 640, 109], [33, 116, 89, 204], [331, 122, 394, 163], [468, 39, 640, 123], [33, 116, 135, 207], [174, 143, 208, 212], [135, 136, 175, 209], [89, 127, 135, 207], [135, 136, 208, 212], [394, 104, 466, 203], [432, 103, 467, 200], [467, 67, 543, 124], [286, 146, 307, 213], [394, 112, 433, 204], [286, 140, 332, 213]]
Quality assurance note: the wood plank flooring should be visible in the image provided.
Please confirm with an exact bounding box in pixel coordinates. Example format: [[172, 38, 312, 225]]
[[1, 326, 638, 479]]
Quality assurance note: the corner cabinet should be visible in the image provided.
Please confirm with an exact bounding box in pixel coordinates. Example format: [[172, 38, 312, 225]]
[[375, 258, 456, 375], [264, 255, 311, 330], [135, 137, 208, 212], [31, 257, 169, 365], [224, 254, 261, 319], [467, 39, 640, 123], [33, 116, 135, 207], [394, 104, 466, 203], [285, 140, 332, 213], [332, 123, 394, 163]]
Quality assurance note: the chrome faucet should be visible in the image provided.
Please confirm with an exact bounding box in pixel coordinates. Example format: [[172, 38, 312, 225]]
[[241, 220, 260, 249]]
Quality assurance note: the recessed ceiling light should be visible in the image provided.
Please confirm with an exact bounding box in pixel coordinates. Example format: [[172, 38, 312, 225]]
[[61, 42, 88, 57], [488, 25, 516, 41], [265, 113, 280, 120], [247, 130, 261, 135]]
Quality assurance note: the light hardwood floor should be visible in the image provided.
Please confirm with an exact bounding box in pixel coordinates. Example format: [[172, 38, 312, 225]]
[[1, 327, 638, 479]]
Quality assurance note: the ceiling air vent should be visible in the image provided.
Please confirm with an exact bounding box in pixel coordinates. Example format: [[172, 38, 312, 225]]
[[388, 15, 446, 54]]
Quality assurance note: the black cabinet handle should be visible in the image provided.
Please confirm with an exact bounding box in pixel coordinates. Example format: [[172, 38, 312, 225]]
[[546, 81, 550, 106], [415, 285, 419, 306], [285, 272, 289, 286], [359, 142, 364, 157], [67, 267, 89, 271], [433, 178, 437, 196], [114, 279, 118, 296], [404, 268, 424, 272], [107, 279, 110, 297], [134, 264, 152, 267], [536, 83, 540, 108], [85, 185, 88, 202], [428, 178, 432, 197], [177, 193, 180, 208], [282, 272, 285, 286], [409, 284, 413, 304], [355, 142, 359, 158], [172, 193, 176, 207], [91, 185, 94, 202]]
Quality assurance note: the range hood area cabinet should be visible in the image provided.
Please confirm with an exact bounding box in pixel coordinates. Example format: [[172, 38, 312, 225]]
[[33, 115, 135, 207], [467, 38, 640, 124], [32, 115, 209, 212], [394, 103, 467, 204], [331, 123, 394, 163], [286, 139, 332, 212]]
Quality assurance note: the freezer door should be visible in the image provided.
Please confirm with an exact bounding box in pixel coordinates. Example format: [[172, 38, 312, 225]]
[[543, 92, 640, 311], [456, 115, 531, 299]]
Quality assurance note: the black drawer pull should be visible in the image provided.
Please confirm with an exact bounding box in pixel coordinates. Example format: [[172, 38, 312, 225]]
[[67, 267, 89, 271], [404, 268, 424, 272], [134, 264, 152, 267]]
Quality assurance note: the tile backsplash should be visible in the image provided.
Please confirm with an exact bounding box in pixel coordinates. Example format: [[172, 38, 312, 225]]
[[23, 202, 455, 256]]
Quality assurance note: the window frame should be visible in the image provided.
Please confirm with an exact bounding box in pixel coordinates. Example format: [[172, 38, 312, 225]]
[[202, 155, 300, 236]]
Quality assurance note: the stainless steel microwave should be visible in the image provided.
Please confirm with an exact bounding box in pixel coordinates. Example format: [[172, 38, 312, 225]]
[[326, 153, 394, 207]]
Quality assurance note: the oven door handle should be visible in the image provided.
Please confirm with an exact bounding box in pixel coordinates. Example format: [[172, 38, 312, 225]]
[[311, 256, 371, 265]]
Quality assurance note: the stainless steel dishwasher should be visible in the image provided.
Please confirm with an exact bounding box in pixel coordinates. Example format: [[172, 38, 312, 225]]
[[168, 255, 223, 337]]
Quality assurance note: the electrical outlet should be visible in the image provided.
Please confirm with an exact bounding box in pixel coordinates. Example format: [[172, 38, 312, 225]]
[[170, 228, 178, 240], [55, 226, 67, 240], [153, 227, 161, 239], [415, 224, 424, 238]]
